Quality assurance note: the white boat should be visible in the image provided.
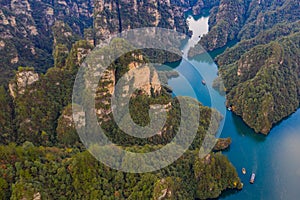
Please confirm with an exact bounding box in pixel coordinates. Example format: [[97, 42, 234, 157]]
[[242, 168, 246, 174], [250, 173, 255, 184]]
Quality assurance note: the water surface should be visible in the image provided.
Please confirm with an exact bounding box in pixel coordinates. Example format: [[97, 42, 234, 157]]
[[168, 13, 300, 200]]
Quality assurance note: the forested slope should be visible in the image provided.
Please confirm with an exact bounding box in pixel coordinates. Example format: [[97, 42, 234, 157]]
[[0, 38, 243, 199], [0, 0, 248, 199], [189, 0, 300, 134], [220, 32, 300, 134]]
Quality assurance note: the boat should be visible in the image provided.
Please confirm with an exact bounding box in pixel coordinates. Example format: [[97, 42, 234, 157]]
[[227, 107, 232, 111], [201, 80, 206, 85], [242, 168, 246, 174], [250, 173, 255, 184]]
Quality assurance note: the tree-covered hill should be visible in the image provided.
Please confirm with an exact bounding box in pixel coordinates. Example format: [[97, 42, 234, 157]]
[[0, 0, 298, 197], [189, 0, 300, 134], [219, 28, 300, 134], [0, 38, 243, 198], [190, 0, 300, 54]]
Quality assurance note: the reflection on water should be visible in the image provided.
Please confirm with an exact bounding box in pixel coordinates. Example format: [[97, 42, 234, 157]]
[[231, 114, 266, 143], [182, 15, 209, 57]]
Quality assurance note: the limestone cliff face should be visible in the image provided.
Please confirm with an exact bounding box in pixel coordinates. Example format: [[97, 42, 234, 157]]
[[56, 104, 82, 145], [6, 40, 93, 146], [95, 68, 116, 121], [0, 0, 94, 84], [9, 69, 39, 98], [63, 40, 94, 70], [122, 63, 161, 96], [95, 56, 161, 121], [93, 0, 191, 43], [0, 0, 94, 37]]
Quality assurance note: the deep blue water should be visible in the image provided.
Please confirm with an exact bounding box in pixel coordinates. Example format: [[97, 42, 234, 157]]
[[167, 14, 300, 200]]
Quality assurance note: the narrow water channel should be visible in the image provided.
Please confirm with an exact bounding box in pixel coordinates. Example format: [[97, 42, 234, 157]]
[[167, 12, 300, 200]]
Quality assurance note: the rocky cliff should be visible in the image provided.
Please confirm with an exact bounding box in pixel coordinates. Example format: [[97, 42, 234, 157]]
[[7, 39, 93, 145], [189, 0, 300, 56], [94, 50, 162, 122], [0, 0, 94, 84], [93, 0, 183, 42], [8, 67, 39, 98], [0, 0, 218, 84], [93, 0, 212, 43]]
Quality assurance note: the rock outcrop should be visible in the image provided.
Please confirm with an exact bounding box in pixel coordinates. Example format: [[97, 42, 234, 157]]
[[0, 0, 94, 84], [95, 54, 162, 121], [190, 0, 300, 56], [9, 68, 39, 98], [93, 0, 206, 43], [153, 178, 176, 200]]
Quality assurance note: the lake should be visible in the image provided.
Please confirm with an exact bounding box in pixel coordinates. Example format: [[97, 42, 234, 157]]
[[167, 13, 300, 200]]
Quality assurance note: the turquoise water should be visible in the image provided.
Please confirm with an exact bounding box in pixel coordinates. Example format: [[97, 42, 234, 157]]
[[168, 13, 300, 200]]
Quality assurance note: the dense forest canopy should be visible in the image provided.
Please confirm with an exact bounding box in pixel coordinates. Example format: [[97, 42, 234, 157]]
[[190, 0, 300, 134], [0, 37, 242, 199], [0, 0, 299, 199]]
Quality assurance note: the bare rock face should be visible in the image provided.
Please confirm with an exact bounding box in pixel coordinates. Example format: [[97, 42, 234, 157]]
[[73, 111, 86, 129], [0, 0, 94, 84], [63, 40, 93, 69], [93, 0, 190, 43], [123, 64, 161, 96], [56, 104, 83, 145], [0, 40, 5, 49], [76, 47, 92, 64], [95, 56, 162, 121], [153, 177, 178, 200], [33, 192, 41, 200], [9, 69, 39, 98], [10, 0, 32, 15], [95, 68, 116, 121]]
